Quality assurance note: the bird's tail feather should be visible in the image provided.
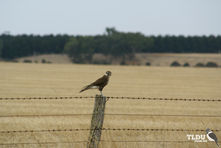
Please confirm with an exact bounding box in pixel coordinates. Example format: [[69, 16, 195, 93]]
[[79, 85, 92, 93]]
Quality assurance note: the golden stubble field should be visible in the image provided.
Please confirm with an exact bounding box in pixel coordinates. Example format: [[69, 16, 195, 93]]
[[0, 62, 221, 148]]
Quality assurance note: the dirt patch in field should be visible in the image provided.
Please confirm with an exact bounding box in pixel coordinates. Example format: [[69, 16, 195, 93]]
[[16, 54, 72, 64]]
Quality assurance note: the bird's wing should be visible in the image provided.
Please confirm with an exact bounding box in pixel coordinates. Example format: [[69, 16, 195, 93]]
[[79, 75, 107, 93], [90, 75, 107, 86]]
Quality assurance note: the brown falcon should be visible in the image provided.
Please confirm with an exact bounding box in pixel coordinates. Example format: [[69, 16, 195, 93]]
[[80, 71, 112, 96]]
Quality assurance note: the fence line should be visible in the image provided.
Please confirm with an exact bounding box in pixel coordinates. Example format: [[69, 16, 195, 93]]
[[1, 140, 221, 146], [1, 139, 221, 146], [0, 140, 199, 146], [0, 96, 93, 100], [0, 140, 196, 146], [0, 96, 221, 102], [99, 140, 192, 143], [0, 128, 220, 134], [0, 113, 221, 118], [1, 96, 220, 146], [0, 141, 88, 146]]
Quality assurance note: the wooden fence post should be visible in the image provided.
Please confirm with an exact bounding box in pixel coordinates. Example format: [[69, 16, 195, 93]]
[[87, 95, 106, 148]]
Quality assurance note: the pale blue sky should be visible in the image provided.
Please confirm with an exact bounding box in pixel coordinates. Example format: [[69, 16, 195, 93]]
[[1, 0, 221, 36]]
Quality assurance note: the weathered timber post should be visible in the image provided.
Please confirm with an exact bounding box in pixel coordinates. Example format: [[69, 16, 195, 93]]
[[87, 95, 106, 148]]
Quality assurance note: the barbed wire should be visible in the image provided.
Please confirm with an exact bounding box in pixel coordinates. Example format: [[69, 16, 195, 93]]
[[0, 113, 221, 118], [1, 128, 220, 145], [0, 96, 93, 100], [1, 96, 220, 146], [0, 128, 220, 134], [0, 140, 196, 146], [0, 141, 88, 146], [1, 139, 221, 146], [0, 140, 202, 146], [0, 96, 220, 102], [99, 140, 193, 143], [1, 140, 221, 146]]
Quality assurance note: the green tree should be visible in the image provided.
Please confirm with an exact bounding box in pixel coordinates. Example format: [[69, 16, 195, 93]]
[[0, 39, 3, 58], [1, 30, 221, 60], [64, 37, 94, 63], [105, 27, 117, 36]]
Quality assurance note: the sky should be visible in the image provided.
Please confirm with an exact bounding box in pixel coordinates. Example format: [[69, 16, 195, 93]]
[[1, 0, 221, 36]]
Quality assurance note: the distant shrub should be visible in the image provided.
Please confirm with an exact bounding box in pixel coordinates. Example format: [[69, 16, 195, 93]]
[[41, 59, 52, 64], [41, 59, 46, 63], [120, 60, 127, 65], [206, 62, 218, 67], [195, 63, 205, 67], [183, 62, 190, 67], [145, 62, 151, 66], [23, 59, 32, 63], [170, 61, 181, 67], [34, 60, 38, 63]]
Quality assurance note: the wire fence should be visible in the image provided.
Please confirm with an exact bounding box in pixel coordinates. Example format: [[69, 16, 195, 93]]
[[0, 140, 202, 146], [0, 141, 88, 146], [0, 95, 220, 146], [0, 96, 221, 102], [1, 128, 220, 134], [0, 113, 221, 118]]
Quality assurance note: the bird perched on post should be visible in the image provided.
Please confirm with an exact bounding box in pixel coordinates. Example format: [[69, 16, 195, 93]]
[[206, 128, 219, 147], [80, 71, 112, 96]]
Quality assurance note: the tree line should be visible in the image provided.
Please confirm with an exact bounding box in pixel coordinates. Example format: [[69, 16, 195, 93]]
[[0, 28, 221, 62], [0, 34, 69, 59]]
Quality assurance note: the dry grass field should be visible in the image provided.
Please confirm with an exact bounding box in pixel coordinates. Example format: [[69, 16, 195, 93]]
[[0, 62, 221, 148]]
